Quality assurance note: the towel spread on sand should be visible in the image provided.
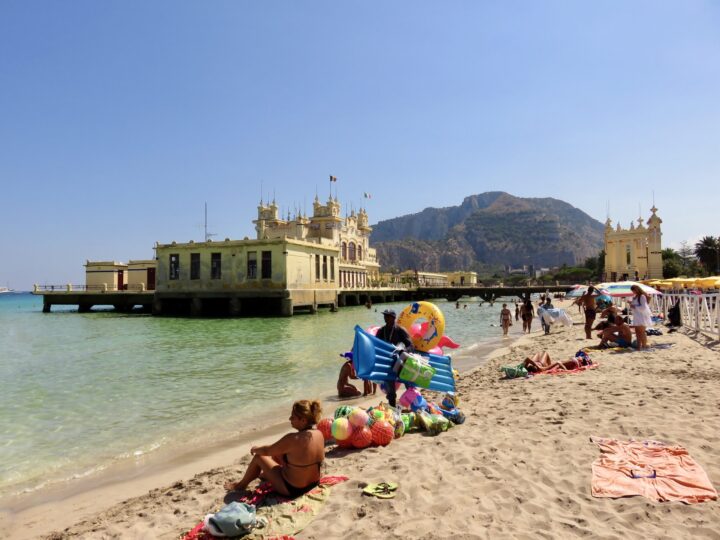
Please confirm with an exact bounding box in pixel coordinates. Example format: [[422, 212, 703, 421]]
[[590, 437, 717, 503], [534, 363, 598, 376], [182, 476, 348, 540]]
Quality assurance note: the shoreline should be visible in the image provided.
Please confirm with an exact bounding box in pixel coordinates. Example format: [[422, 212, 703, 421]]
[[10, 298, 720, 538], [0, 318, 527, 539]]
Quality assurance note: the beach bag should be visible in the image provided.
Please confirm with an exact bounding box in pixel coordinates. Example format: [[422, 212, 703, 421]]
[[500, 364, 528, 379], [205, 501, 260, 537], [399, 353, 436, 388]]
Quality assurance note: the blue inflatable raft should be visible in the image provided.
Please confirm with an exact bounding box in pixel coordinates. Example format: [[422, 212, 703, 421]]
[[351, 325, 456, 393]]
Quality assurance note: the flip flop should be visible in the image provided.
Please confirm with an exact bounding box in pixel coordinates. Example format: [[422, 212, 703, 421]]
[[363, 482, 398, 499]]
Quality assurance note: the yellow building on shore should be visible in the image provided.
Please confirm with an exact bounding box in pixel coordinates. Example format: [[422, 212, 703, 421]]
[[604, 206, 663, 281]]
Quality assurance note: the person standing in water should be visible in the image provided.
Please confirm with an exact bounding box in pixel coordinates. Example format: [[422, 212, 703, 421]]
[[500, 303, 513, 336]]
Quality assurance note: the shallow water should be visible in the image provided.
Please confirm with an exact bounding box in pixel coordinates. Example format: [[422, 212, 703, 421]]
[[0, 293, 511, 498]]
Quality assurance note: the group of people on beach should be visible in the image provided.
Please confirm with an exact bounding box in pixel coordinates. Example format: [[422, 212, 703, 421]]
[[574, 284, 654, 349], [501, 284, 655, 349], [225, 283, 658, 502]]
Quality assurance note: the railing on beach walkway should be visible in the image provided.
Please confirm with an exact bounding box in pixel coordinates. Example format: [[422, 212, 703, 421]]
[[33, 284, 151, 293], [659, 293, 720, 338]]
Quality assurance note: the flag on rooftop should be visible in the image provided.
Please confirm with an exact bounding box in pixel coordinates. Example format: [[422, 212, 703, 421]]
[[329, 175, 337, 182], [363, 192, 372, 199]]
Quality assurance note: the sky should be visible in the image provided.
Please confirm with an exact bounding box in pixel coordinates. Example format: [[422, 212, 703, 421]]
[[2, 1, 719, 290]]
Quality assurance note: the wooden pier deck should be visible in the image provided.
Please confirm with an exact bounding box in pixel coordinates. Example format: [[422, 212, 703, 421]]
[[34, 284, 571, 316]]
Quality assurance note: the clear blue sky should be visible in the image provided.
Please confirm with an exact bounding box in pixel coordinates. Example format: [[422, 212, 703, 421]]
[[2, 1, 719, 290]]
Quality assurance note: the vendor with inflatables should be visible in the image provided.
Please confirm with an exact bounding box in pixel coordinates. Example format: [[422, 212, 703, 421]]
[[375, 308, 413, 407]]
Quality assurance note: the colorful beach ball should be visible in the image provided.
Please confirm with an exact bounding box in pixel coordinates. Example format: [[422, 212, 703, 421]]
[[351, 425, 373, 449], [334, 405, 354, 419], [336, 437, 354, 449], [348, 408, 369, 428], [371, 420, 394, 446], [331, 417, 353, 441], [317, 418, 334, 441]]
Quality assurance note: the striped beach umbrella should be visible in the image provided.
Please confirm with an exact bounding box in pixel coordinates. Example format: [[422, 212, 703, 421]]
[[594, 281, 662, 298]]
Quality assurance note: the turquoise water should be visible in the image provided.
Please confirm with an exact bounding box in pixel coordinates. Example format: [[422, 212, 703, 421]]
[[0, 293, 507, 499]]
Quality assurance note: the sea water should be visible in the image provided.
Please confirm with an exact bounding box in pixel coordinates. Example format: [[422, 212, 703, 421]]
[[0, 293, 510, 499]]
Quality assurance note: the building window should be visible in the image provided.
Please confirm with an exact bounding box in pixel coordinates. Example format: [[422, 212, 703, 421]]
[[169, 254, 180, 280], [261, 251, 272, 279], [315, 254, 320, 281], [190, 253, 200, 280], [357, 245, 363, 261], [322, 255, 328, 280], [330, 257, 335, 280], [211, 253, 221, 279], [341, 242, 347, 260], [247, 251, 257, 279], [349, 242, 356, 261]]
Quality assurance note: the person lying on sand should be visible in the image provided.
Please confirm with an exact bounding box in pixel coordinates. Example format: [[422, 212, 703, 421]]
[[224, 400, 325, 498], [597, 318, 633, 348], [522, 351, 592, 373]]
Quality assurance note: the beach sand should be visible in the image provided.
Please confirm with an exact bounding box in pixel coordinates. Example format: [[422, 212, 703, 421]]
[[4, 300, 720, 539]]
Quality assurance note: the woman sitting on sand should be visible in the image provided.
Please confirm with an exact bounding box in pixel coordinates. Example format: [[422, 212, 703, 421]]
[[224, 400, 325, 497]]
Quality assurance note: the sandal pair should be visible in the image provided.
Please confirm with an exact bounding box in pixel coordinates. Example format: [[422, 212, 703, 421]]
[[363, 482, 398, 499]]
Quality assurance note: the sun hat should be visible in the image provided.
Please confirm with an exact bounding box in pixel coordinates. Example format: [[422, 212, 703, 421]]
[[382, 309, 396, 317]]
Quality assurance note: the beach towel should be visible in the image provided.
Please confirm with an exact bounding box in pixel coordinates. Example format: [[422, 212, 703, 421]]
[[182, 476, 348, 540], [590, 437, 717, 504], [535, 362, 598, 376]]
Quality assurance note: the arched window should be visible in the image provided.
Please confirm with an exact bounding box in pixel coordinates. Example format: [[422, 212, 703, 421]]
[[341, 242, 347, 260], [348, 242, 356, 261], [357, 245, 363, 261]]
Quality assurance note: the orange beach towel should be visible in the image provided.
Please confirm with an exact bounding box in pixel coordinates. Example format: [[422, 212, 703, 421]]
[[590, 437, 717, 503]]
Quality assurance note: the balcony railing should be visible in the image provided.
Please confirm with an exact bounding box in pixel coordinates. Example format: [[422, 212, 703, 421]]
[[34, 284, 151, 293]]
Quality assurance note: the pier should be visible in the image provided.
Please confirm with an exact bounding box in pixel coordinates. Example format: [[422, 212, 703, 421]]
[[34, 284, 571, 316]]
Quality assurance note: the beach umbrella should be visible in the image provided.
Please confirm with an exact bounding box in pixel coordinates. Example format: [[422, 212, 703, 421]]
[[595, 281, 662, 298], [565, 285, 610, 298]]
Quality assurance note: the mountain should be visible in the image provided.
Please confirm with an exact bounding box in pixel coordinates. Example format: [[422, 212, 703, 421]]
[[370, 192, 604, 271]]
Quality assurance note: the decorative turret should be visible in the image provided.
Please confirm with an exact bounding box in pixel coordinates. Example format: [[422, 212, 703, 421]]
[[357, 208, 372, 234]]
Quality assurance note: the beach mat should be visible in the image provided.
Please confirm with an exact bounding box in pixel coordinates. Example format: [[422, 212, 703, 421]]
[[590, 437, 717, 503], [182, 476, 348, 540], [534, 363, 598, 376]]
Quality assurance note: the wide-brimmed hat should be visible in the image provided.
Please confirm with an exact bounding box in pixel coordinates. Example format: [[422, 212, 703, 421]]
[[382, 309, 397, 317]]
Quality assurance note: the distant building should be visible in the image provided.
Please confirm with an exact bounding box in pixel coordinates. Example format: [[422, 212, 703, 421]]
[[85, 261, 128, 291], [604, 206, 663, 281], [398, 270, 448, 286], [446, 271, 478, 286], [505, 265, 530, 276], [127, 260, 157, 291]]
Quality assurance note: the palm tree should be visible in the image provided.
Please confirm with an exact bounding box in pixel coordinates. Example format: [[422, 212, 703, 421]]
[[694, 236, 719, 274]]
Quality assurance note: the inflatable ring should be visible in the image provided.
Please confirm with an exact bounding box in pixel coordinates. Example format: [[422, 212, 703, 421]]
[[397, 301, 445, 352]]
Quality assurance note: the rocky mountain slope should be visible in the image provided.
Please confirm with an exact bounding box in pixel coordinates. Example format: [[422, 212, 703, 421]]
[[371, 192, 604, 271]]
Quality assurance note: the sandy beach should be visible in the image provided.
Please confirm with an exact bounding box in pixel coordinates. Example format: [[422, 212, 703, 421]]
[[4, 300, 720, 539]]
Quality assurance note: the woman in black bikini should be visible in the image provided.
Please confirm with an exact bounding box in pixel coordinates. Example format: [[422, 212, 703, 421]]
[[224, 400, 325, 497]]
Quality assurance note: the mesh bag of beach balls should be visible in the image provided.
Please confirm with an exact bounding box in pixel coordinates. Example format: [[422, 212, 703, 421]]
[[316, 405, 397, 449]]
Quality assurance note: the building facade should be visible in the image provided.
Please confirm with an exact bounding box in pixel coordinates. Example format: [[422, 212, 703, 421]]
[[445, 271, 478, 286], [604, 206, 663, 281], [85, 261, 127, 291], [152, 194, 382, 315]]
